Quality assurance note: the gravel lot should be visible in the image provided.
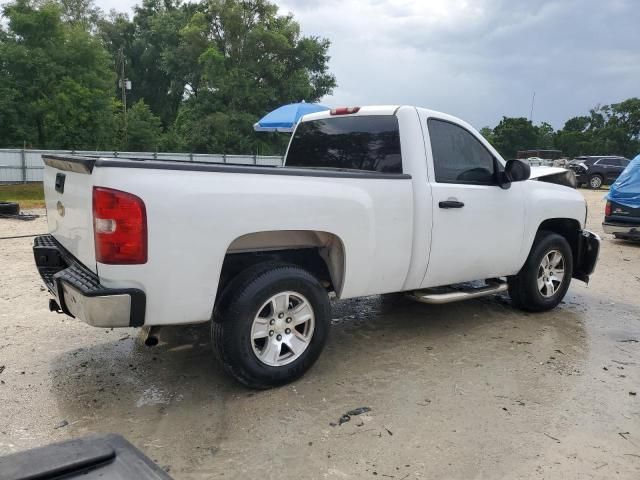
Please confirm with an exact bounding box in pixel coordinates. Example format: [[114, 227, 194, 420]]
[[0, 189, 638, 479]]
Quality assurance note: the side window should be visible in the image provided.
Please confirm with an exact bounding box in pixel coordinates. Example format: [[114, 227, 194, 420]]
[[427, 118, 495, 185], [598, 159, 618, 166]]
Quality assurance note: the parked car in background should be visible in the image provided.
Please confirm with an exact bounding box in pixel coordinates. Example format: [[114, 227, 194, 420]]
[[603, 154, 640, 241], [569, 156, 631, 189]]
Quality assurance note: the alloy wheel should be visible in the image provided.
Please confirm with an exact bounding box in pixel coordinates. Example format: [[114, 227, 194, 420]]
[[250, 291, 315, 367], [537, 250, 565, 298]]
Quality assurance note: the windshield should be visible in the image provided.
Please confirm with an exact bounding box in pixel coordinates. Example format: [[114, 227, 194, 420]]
[[285, 115, 403, 173]]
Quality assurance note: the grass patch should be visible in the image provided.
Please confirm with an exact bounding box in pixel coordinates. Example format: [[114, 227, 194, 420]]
[[0, 183, 45, 208]]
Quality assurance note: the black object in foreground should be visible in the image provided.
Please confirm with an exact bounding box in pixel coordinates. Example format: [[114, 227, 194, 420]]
[[0, 434, 173, 480], [0, 202, 20, 215], [330, 407, 372, 426]]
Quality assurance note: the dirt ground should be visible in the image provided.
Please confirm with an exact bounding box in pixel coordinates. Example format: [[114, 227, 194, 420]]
[[0, 189, 638, 479]]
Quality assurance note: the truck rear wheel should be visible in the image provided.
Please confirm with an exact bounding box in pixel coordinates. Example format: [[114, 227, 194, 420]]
[[508, 231, 573, 312], [212, 262, 331, 389]]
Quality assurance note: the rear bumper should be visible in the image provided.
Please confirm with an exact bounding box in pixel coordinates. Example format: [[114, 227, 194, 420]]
[[573, 229, 600, 283], [33, 235, 145, 327], [602, 222, 640, 238]]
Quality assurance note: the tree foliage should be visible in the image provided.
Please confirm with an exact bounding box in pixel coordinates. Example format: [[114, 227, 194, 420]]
[[1, 0, 638, 159], [0, 0, 335, 153], [490, 117, 539, 159], [0, 0, 115, 149], [482, 99, 640, 159], [121, 100, 163, 151]]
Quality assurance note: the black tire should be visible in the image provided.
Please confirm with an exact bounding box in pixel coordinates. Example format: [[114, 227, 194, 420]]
[[0, 202, 19, 215], [508, 231, 573, 312], [588, 174, 603, 189], [212, 262, 331, 389]]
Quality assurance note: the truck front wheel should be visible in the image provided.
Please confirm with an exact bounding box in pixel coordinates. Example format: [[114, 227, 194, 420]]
[[212, 262, 331, 388], [508, 231, 573, 312]]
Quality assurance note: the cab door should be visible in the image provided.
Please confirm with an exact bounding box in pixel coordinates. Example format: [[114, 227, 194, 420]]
[[420, 117, 526, 288]]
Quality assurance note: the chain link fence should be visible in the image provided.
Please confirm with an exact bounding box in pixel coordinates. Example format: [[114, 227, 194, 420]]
[[0, 149, 284, 183]]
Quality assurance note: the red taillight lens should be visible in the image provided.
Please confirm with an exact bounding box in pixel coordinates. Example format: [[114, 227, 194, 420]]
[[330, 106, 360, 115], [93, 187, 147, 264], [604, 201, 612, 217]]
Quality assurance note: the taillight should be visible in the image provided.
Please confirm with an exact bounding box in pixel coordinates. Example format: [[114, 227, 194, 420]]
[[93, 187, 147, 264], [604, 201, 612, 217], [330, 106, 360, 115]]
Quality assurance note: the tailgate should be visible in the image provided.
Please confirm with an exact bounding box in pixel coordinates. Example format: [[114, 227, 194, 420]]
[[43, 155, 98, 273]]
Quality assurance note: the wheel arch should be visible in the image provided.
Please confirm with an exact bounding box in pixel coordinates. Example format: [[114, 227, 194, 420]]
[[218, 230, 346, 301], [536, 218, 582, 267]]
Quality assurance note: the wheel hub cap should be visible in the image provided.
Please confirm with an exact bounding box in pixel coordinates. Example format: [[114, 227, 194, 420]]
[[537, 249, 565, 298], [251, 291, 315, 367]]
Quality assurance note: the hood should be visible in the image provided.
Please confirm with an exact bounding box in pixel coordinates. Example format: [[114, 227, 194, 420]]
[[529, 166, 568, 179], [529, 166, 577, 188]]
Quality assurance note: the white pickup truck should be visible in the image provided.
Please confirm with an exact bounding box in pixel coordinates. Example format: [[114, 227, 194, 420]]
[[34, 105, 600, 387]]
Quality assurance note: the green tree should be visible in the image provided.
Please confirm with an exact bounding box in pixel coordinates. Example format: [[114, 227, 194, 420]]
[[554, 100, 640, 158], [491, 117, 538, 159], [122, 100, 163, 151], [172, 0, 335, 153], [479, 126, 493, 143], [0, 0, 116, 149], [99, 0, 200, 129], [536, 122, 554, 149], [59, 0, 102, 27], [101, 0, 336, 154]]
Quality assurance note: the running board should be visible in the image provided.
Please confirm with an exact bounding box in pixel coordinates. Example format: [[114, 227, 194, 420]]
[[407, 280, 508, 305]]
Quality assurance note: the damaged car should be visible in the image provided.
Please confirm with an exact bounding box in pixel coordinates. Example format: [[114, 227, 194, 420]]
[[604, 154, 640, 241]]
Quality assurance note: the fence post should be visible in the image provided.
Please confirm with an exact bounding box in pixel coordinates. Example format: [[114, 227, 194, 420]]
[[21, 148, 27, 183]]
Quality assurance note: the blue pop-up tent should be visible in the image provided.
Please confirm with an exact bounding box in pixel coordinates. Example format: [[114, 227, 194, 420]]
[[253, 102, 329, 133], [607, 153, 640, 208]]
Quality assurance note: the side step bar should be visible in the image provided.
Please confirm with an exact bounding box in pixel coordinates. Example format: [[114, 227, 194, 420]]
[[407, 279, 508, 305]]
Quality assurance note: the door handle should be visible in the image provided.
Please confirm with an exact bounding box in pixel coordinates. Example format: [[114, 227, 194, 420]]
[[55, 173, 65, 194], [439, 200, 465, 209]]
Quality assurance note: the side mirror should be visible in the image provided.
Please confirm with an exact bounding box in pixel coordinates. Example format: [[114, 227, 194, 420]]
[[504, 159, 531, 183]]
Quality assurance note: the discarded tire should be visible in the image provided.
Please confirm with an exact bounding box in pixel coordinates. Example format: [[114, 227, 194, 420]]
[[0, 202, 20, 215]]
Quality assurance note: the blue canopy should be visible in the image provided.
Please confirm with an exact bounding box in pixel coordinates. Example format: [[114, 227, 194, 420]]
[[253, 102, 329, 133], [606, 153, 640, 208]]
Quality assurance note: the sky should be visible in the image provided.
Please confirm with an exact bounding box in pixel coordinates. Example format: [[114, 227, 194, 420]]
[[20, 0, 640, 130]]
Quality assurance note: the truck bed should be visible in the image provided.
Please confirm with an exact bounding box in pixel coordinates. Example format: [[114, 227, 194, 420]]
[[43, 154, 412, 180], [41, 154, 414, 326]]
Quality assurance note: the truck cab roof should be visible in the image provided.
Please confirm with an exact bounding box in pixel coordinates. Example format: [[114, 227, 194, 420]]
[[300, 105, 471, 128]]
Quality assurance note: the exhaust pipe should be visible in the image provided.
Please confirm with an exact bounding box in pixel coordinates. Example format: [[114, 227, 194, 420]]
[[49, 299, 63, 314], [143, 326, 162, 347]]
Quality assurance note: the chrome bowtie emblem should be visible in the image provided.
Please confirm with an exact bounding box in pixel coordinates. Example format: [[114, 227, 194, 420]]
[[56, 200, 65, 217]]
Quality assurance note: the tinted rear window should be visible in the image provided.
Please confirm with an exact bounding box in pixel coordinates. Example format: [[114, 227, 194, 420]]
[[285, 115, 402, 173]]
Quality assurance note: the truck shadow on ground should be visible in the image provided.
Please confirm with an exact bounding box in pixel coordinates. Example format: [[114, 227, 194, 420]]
[[47, 293, 590, 470]]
